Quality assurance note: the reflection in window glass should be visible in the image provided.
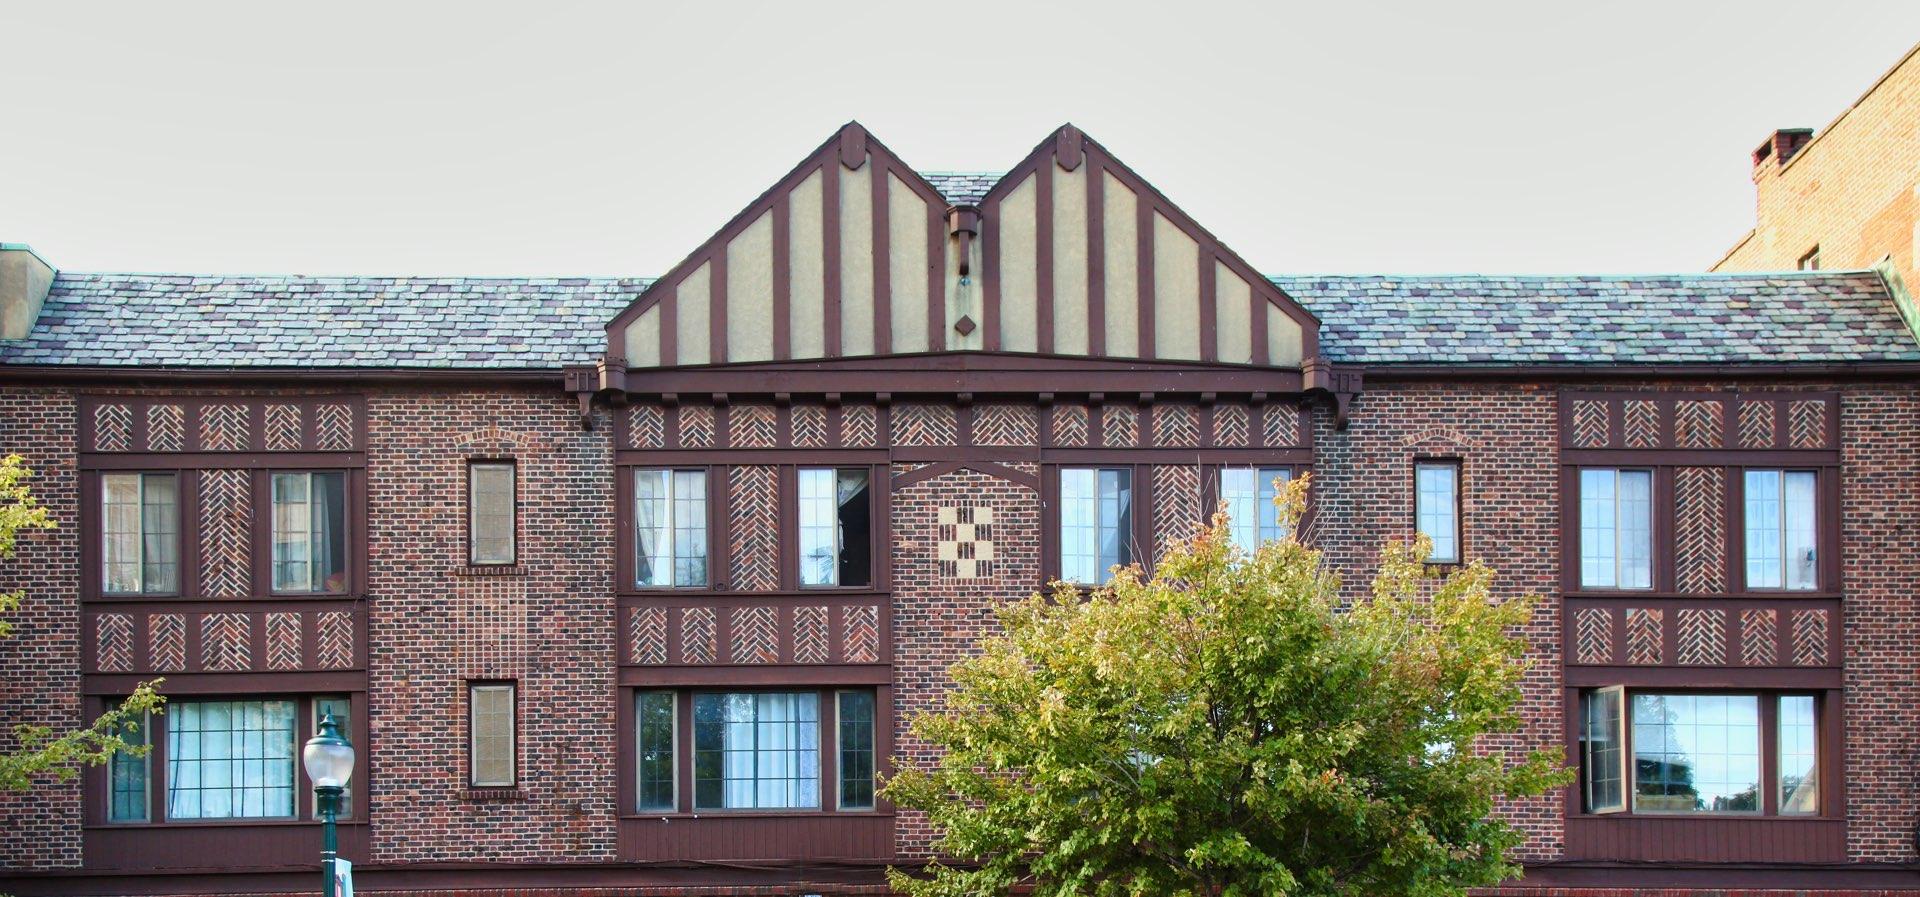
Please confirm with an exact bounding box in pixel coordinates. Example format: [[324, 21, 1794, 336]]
[[1415, 462, 1459, 563], [837, 691, 875, 810], [165, 700, 298, 819], [271, 472, 347, 592], [108, 713, 150, 822], [693, 692, 820, 810], [1060, 468, 1132, 584], [1631, 694, 1760, 813], [636, 691, 676, 812], [1580, 688, 1625, 814], [1744, 470, 1817, 590], [798, 469, 870, 588], [634, 469, 708, 587], [1220, 467, 1292, 553], [1579, 469, 1652, 589], [102, 473, 178, 594], [1778, 695, 1818, 815]]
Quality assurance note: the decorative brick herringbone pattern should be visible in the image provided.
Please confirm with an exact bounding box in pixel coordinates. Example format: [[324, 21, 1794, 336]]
[[201, 612, 252, 672], [1052, 404, 1089, 447], [1623, 399, 1660, 448], [1262, 403, 1301, 447], [93, 403, 132, 452], [265, 404, 303, 451], [1152, 404, 1200, 448], [1738, 400, 1776, 449], [315, 404, 355, 451], [1673, 467, 1726, 594], [1674, 399, 1723, 449], [793, 606, 829, 663], [732, 605, 779, 663], [1789, 399, 1829, 449], [892, 403, 957, 446], [198, 469, 253, 599], [266, 612, 302, 670], [840, 404, 877, 447], [728, 404, 778, 448], [790, 405, 829, 448], [973, 404, 1038, 446], [843, 604, 880, 663], [682, 606, 717, 664], [627, 405, 665, 449], [1212, 403, 1249, 447], [1573, 607, 1612, 664], [1626, 608, 1662, 664], [728, 466, 780, 591], [1792, 609, 1829, 665], [678, 406, 716, 448], [1741, 608, 1778, 666], [1102, 405, 1139, 447], [1152, 465, 1203, 563], [96, 614, 134, 672], [146, 404, 185, 452], [317, 611, 354, 669], [1571, 399, 1609, 448], [1676, 608, 1726, 665], [150, 613, 187, 671], [630, 607, 668, 664], [200, 403, 251, 451]]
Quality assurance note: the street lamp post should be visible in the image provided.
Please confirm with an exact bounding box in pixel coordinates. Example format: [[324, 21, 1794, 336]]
[[302, 712, 355, 897]]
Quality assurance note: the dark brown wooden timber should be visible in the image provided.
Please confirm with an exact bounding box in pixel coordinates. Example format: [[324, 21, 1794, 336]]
[[1086, 145, 1106, 357], [871, 162, 892, 355], [1136, 189, 1155, 356], [773, 192, 792, 360], [823, 159, 843, 358], [1036, 156, 1055, 355], [1198, 248, 1217, 362]]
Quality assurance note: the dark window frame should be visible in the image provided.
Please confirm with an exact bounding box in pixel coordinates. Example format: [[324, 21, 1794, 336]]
[[1043, 463, 1148, 586], [620, 465, 719, 592], [1203, 463, 1303, 551], [1575, 687, 1832, 819], [1575, 466, 1658, 592], [264, 468, 355, 598], [97, 471, 185, 598], [1797, 246, 1821, 270], [1413, 458, 1464, 565], [465, 459, 519, 567], [1738, 467, 1823, 594], [794, 466, 875, 590], [466, 680, 519, 790]]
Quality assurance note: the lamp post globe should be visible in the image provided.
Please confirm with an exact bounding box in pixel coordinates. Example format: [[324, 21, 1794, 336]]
[[303, 712, 353, 897]]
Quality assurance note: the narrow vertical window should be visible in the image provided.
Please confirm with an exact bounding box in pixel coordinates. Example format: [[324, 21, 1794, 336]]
[[635, 691, 676, 812], [1415, 461, 1460, 563], [1744, 469, 1817, 590], [1580, 687, 1625, 814], [108, 711, 150, 823], [101, 472, 178, 594], [165, 700, 298, 819], [693, 692, 820, 810], [312, 695, 353, 817], [1777, 695, 1819, 815], [634, 469, 708, 588], [1059, 467, 1133, 584], [798, 468, 871, 588], [1579, 469, 1652, 589], [1219, 467, 1292, 553], [271, 472, 347, 593], [469, 683, 517, 788], [468, 461, 516, 565], [837, 690, 876, 811]]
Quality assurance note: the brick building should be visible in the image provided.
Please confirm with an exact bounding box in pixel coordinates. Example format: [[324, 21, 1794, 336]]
[[1713, 40, 1920, 299], [3, 122, 1920, 896]]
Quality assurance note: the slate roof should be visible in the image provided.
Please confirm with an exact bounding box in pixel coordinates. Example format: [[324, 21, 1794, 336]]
[[921, 172, 1001, 206], [3, 269, 1914, 369]]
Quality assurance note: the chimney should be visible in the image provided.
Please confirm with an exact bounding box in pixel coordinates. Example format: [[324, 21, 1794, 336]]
[[0, 244, 55, 339], [1751, 128, 1814, 175]]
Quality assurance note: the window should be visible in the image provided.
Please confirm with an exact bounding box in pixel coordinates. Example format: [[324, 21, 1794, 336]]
[[1744, 469, 1818, 590], [695, 692, 820, 810], [1415, 461, 1460, 563], [108, 713, 151, 823], [312, 695, 353, 817], [1580, 690, 1819, 816], [166, 699, 298, 819], [1059, 467, 1132, 584], [271, 472, 347, 593], [798, 468, 871, 588], [837, 690, 876, 810], [634, 469, 708, 588], [101, 472, 178, 594], [1578, 469, 1652, 589], [636, 691, 676, 813], [1219, 467, 1292, 552], [468, 461, 516, 565], [1797, 246, 1820, 270], [469, 683, 516, 788]]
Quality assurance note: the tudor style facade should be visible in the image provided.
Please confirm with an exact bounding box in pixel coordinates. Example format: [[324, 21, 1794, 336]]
[[2, 123, 1920, 897]]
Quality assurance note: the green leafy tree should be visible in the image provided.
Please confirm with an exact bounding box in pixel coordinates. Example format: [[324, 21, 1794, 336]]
[[0, 453, 163, 792], [884, 476, 1568, 897]]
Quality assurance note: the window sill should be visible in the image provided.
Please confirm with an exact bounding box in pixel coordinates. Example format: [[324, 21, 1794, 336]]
[[461, 787, 526, 802], [453, 565, 526, 578], [1570, 812, 1836, 822], [620, 810, 893, 820], [85, 818, 367, 830]]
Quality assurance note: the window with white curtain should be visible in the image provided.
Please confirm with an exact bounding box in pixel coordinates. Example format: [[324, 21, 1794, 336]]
[[165, 700, 298, 819], [469, 683, 516, 788], [1579, 469, 1652, 589], [1059, 467, 1132, 584], [633, 469, 708, 588], [1219, 467, 1292, 553], [1580, 687, 1625, 814], [1415, 461, 1460, 563], [693, 692, 820, 810], [798, 468, 871, 588], [468, 461, 516, 565], [101, 472, 178, 594], [1744, 470, 1818, 590], [271, 471, 347, 593]]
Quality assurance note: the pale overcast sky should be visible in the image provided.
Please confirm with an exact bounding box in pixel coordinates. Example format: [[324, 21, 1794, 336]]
[[4, 2, 1918, 277]]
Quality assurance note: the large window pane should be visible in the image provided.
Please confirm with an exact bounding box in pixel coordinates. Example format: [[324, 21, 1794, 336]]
[[165, 700, 297, 819], [468, 462, 516, 565], [1745, 470, 1818, 591], [837, 690, 875, 811], [103, 473, 177, 594], [636, 691, 676, 812], [108, 712, 150, 823], [1060, 467, 1132, 584], [1581, 687, 1625, 814], [272, 472, 346, 593], [1778, 695, 1818, 815], [1579, 469, 1651, 589], [1221, 467, 1292, 553], [1631, 694, 1760, 813], [635, 469, 708, 588], [799, 469, 871, 588], [1415, 462, 1459, 563], [469, 683, 516, 788], [693, 692, 820, 810]]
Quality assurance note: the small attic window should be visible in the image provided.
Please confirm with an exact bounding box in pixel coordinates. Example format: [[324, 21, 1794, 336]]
[[1797, 246, 1821, 271]]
